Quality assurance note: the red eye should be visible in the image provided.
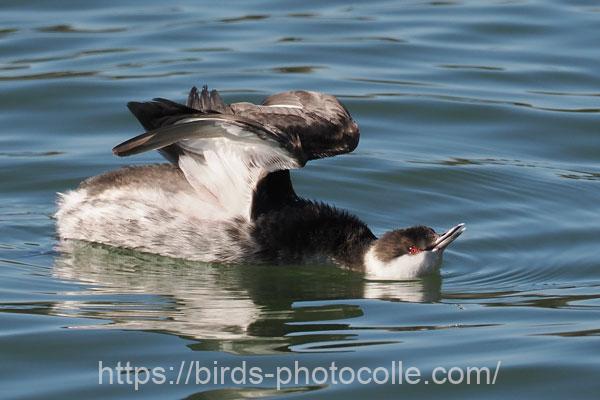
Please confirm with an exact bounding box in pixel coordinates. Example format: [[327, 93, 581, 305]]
[[408, 246, 421, 255]]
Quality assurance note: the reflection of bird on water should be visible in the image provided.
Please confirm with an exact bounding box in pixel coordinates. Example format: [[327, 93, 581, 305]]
[[52, 241, 442, 353]]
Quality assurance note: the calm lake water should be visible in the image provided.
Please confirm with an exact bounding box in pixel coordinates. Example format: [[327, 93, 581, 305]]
[[1, 0, 600, 398]]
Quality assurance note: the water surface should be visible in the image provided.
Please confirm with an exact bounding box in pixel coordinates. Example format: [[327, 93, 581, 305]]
[[1, 0, 599, 398]]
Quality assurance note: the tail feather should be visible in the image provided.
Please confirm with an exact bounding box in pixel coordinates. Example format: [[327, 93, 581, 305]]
[[187, 86, 202, 110], [200, 85, 210, 110], [209, 89, 229, 113], [123, 85, 233, 163], [187, 85, 231, 113]]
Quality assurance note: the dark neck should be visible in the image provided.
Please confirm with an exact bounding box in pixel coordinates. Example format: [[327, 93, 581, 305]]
[[252, 199, 376, 270], [251, 170, 298, 220]]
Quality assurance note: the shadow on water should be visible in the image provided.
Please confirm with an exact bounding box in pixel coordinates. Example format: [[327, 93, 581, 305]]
[[49, 241, 442, 354]]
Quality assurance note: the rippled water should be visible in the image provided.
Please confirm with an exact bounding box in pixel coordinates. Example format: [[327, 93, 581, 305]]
[[1, 0, 600, 398]]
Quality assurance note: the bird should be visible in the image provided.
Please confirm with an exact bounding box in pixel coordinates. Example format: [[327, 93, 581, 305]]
[[55, 85, 465, 280]]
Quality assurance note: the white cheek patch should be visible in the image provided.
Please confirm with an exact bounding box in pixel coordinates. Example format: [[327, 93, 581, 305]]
[[363, 246, 443, 281]]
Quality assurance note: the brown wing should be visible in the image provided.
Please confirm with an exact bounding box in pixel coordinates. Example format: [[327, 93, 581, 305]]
[[230, 90, 360, 160], [113, 87, 360, 220], [116, 87, 360, 164]]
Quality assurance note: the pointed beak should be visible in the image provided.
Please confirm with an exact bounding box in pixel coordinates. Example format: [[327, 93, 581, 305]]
[[429, 223, 466, 251]]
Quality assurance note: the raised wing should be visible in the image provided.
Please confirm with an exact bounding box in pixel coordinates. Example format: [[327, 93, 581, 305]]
[[232, 90, 360, 160], [113, 86, 359, 220]]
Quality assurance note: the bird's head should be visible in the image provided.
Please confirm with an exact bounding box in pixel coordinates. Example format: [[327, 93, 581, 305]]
[[364, 223, 465, 280]]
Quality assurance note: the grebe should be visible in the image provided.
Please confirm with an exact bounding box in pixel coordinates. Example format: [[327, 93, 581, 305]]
[[56, 86, 465, 280]]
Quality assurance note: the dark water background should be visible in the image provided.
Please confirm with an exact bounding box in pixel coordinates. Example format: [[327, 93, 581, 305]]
[[1, 0, 600, 398]]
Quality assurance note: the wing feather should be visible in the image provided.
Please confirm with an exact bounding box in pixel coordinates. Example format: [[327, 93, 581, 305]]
[[115, 86, 359, 219], [113, 114, 301, 219]]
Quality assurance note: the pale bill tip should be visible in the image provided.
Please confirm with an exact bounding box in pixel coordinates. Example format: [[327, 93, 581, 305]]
[[432, 222, 466, 251]]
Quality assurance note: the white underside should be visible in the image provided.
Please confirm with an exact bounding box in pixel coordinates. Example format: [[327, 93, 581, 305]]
[[363, 246, 443, 281]]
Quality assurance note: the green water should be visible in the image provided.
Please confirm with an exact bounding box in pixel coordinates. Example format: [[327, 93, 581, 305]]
[[1, 0, 599, 398]]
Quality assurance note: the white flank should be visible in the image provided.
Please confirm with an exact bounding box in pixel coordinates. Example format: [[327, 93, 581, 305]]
[[55, 185, 253, 263]]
